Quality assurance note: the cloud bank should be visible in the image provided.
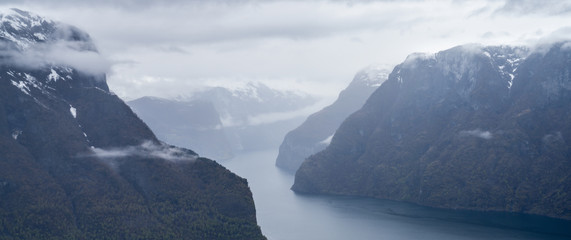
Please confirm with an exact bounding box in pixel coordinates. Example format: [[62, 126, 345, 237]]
[[1, 1, 570, 101], [1, 41, 111, 74]]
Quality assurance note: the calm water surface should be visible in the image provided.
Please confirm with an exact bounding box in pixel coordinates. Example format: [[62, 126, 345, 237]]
[[220, 150, 571, 240]]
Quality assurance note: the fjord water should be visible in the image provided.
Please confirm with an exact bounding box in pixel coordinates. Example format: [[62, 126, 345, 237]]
[[220, 150, 571, 240]]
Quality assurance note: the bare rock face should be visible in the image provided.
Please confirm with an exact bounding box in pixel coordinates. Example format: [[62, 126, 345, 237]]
[[293, 43, 571, 220], [0, 9, 265, 239]]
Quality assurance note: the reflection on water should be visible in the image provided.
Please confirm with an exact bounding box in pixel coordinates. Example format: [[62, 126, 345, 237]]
[[219, 150, 571, 240]]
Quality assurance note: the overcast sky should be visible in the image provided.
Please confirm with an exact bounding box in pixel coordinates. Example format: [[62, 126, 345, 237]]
[[2, 0, 571, 101]]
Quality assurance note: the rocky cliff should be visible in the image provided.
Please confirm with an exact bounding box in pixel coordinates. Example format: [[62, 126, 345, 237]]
[[293, 43, 571, 220], [0, 8, 265, 239]]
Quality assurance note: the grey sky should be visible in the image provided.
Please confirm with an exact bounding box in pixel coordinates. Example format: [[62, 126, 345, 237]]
[[2, 0, 571, 101]]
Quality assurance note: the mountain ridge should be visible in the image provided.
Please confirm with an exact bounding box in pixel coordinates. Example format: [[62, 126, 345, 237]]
[[0, 9, 265, 239], [276, 65, 389, 172], [293, 42, 571, 220]]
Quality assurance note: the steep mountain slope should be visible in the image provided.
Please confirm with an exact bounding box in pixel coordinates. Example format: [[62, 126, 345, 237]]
[[293, 43, 571, 220], [128, 97, 234, 160], [0, 9, 265, 239], [186, 82, 317, 151], [276, 66, 389, 172]]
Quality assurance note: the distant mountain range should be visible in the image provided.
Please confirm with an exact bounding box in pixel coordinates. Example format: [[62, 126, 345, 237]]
[[0, 8, 265, 239], [131, 82, 318, 157], [293, 43, 571, 220], [185, 82, 318, 152], [276, 66, 389, 172]]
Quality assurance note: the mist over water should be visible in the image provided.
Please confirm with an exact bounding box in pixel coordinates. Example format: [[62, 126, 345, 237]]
[[220, 150, 571, 240]]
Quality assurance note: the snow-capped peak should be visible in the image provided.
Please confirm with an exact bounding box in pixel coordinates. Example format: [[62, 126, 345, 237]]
[[230, 82, 265, 102], [0, 8, 55, 50], [354, 65, 391, 88], [392, 44, 529, 90], [1, 9, 110, 102], [0, 8, 96, 52]]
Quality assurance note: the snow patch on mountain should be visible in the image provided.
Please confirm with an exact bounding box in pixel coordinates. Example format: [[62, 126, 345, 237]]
[[356, 65, 390, 87], [69, 105, 77, 118], [10, 79, 31, 95], [6, 68, 76, 98], [8, 70, 51, 97], [11, 129, 22, 140], [399, 45, 528, 89], [231, 82, 264, 102], [0, 8, 54, 50], [48, 68, 60, 82], [484, 45, 528, 89]]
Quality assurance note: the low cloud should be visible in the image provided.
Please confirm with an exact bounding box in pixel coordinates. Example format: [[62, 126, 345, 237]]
[[0, 11, 111, 75], [1, 40, 111, 75], [85, 141, 198, 170], [246, 100, 327, 126], [219, 115, 244, 128], [528, 27, 571, 55], [460, 129, 493, 140], [220, 108, 309, 127], [402, 52, 436, 68]]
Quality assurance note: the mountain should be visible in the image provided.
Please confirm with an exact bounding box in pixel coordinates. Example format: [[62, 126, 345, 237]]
[[0, 9, 265, 239], [185, 82, 317, 152], [128, 97, 234, 160], [293, 43, 571, 220], [276, 66, 389, 172]]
